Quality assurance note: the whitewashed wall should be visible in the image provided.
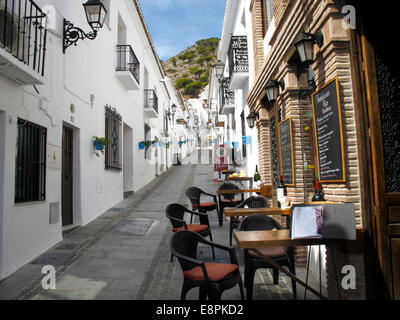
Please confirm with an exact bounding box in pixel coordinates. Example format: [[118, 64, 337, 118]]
[[0, 0, 171, 280]]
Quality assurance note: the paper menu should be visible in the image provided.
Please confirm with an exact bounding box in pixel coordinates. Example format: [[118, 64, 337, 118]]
[[290, 206, 323, 239]]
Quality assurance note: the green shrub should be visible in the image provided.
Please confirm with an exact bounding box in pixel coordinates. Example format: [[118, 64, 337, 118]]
[[184, 81, 204, 96], [175, 78, 193, 89]]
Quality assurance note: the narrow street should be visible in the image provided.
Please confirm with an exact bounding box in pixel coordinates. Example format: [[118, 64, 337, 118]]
[[0, 159, 324, 300]]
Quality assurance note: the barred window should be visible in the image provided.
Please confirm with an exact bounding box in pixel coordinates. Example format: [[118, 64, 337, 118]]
[[105, 106, 122, 170], [144, 124, 151, 159], [15, 119, 47, 203]]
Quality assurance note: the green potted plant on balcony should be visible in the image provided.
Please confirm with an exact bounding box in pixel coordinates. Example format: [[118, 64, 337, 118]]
[[93, 136, 110, 157]]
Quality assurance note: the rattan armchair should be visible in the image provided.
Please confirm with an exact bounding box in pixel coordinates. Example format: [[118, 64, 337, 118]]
[[186, 187, 221, 226], [238, 215, 296, 300], [171, 230, 245, 300], [217, 183, 245, 227], [229, 196, 270, 246], [166, 203, 215, 262]]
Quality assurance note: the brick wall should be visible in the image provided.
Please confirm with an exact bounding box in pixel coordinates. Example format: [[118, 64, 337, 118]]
[[246, 0, 367, 298], [250, 0, 265, 77]]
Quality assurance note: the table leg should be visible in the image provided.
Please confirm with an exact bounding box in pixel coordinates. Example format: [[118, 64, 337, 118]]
[[252, 248, 328, 300]]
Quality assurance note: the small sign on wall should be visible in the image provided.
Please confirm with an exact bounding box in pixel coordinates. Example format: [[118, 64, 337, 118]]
[[47, 144, 61, 169]]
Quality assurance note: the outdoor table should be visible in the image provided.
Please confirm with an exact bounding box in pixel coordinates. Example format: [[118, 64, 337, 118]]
[[234, 229, 334, 300], [227, 176, 254, 189], [217, 185, 273, 198], [224, 207, 291, 227]]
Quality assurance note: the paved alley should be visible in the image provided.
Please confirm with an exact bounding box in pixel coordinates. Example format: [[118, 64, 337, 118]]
[[0, 163, 325, 300]]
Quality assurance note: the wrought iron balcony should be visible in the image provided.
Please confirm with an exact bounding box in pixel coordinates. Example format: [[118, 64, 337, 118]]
[[228, 36, 249, 89], [116, 44, 140, 90], [0, 0, 47, 84], [144, 89, 158, 118]]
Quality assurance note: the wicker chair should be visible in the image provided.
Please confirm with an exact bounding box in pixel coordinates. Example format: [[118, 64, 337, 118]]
[[217, 183, 245, 227], [185, 187, 221, 226], [229, 196, 270, 246], [171, 230, 245, 300], [166, 203, 215, 262], [238, 215, 296, 300]]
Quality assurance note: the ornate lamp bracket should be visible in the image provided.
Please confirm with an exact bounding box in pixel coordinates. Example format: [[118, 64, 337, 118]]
[[63, 19, 98, 53]]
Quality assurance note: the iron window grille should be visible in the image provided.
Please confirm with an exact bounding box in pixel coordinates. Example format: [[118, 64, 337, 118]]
[[15, 118, 47, 203], [116, 44, 140, 84], [228, 36, 249, 81], [105, 105, 122, 170], [144, 124, 151, 159], [144, 89, 158, 114], [0, 0, 48, 77]]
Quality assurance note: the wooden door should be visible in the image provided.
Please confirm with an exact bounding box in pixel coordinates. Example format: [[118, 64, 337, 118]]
[[62, 126, 73, 227], [356, 16, 400, 300]]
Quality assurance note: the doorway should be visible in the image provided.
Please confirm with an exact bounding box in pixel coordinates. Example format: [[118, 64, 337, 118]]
[[62, 126, 74, 227], [123, 123, 133, 198]]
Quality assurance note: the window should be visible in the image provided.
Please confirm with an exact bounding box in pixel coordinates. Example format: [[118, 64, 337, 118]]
[[105, 106, 122, 170], [262, 0, 274, 35], [15, 119, 47, 203]]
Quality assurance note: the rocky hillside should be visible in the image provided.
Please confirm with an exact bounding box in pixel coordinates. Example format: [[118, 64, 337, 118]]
[[162, 38, 219, 98]]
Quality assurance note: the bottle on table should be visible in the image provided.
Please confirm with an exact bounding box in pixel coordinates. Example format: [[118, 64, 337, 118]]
[[277, 175, 287, 208], [254, 165, 261, 185], [312, 180, 326, 202]]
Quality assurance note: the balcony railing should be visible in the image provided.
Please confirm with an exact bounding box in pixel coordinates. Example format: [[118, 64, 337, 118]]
[[228, 36, 249, 82], [0, 0, 47, 77], [116, 44, 140, 84], [144, 89, 158, 114]]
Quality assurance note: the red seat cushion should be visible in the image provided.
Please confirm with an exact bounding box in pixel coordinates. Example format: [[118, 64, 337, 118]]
[[221, 199, 241, 203], [172, 224, 208, 233], [249, 247, 286, 258], [183, 263, 239, 281], [199, 202, 217, 207]]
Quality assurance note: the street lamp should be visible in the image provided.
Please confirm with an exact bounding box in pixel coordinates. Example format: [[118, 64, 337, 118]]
[[265, 80, 285, 104], [171, 104, 178, 114], [246, 112, 259, 129], [63, 0, 108, 53], [214, 60, 225, 83]]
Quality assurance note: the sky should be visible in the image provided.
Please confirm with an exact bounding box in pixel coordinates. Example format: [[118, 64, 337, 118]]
[[138, 0, 227, 61]]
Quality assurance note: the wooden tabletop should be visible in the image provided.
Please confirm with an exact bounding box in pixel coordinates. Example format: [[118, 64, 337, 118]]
[[217, 185, 272, 197], [224, 207, 291, 217], [227, 177, 253, 181], [234, 230, 329, 249]]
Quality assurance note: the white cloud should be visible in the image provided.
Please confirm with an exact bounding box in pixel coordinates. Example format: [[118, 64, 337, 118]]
[[140, 0, 172, 9]]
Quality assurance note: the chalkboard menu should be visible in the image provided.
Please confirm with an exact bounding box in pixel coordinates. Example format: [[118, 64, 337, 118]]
[[279, 118, 295, 186], [312, 77, 346, 183]]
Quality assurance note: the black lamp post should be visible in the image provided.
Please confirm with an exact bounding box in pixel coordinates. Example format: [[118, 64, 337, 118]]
[[246, 112, 259, 129], [63, 0, 108, 53], [265, 80, 285, 104]]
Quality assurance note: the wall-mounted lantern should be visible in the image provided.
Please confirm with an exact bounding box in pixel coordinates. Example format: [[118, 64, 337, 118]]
[[63, 0, 108, 53], [265, 80, 285, 104], [246, 112, 259, 129], [294, 29, 324, 92]]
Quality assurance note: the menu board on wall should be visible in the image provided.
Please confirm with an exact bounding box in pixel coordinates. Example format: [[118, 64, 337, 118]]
[[279, 117, 295, 186], [312, 77, 346, 183]]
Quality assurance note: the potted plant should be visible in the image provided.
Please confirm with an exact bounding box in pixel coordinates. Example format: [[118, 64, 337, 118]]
[[93, 136, 110, 157]]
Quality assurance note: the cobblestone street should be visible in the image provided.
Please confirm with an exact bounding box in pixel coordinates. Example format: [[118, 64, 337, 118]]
[[0, 163, 325, 300]]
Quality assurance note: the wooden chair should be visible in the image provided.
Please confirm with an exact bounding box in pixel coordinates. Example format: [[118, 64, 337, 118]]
[[171, 230, 245, 300]]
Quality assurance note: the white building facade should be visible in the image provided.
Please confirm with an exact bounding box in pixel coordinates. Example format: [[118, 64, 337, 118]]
[[0, 0, 181, 280], [209, 0, 259, 180]]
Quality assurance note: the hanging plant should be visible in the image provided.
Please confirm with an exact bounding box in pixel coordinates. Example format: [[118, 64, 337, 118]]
[[93, 136, 110, 157]]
